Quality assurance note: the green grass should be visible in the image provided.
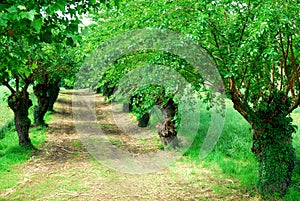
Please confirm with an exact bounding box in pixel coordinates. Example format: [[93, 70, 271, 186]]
[[286, 109, 300, 200], [184, 99, 300, 200], [0, 86, 14, 140], [0, 120, 14, 140], [1, 85, 299, 199], [0, 86, 49, 192], [0, 86, 13, 129], [0, 126, 48, 192]]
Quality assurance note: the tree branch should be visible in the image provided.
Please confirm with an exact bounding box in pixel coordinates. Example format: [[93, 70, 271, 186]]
[[15, 74, 19, 92], [271, 63, 275, 89], [23, 73, 34, 92], [229, 77, 253, 124], [289, 36, 299, 100], [1, 80, 16, 94], [289, 92, 300, 114], [237, 64, 248, 92], [280, 61, 283, 91]]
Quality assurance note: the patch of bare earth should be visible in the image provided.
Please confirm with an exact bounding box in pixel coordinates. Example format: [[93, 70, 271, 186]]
[[2, 91, 260, 201]]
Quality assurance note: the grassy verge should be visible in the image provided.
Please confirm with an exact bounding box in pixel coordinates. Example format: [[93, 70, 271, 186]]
[[0, 86, 50, 192], [285, 109, 300, 200], [184, 99, 300, 200], [0, 126, 48, 191], [0, 87, 13, 140]]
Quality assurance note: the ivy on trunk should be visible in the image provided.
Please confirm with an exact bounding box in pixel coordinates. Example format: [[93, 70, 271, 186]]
[[250, 91, 296, 197]]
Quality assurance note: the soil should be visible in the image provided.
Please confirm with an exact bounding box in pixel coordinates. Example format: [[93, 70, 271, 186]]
[[1, 91, 259, 201]]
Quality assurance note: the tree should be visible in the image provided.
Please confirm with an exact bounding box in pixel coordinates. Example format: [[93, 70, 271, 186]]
[[0, 0, 110, 147], [83, 37, 205, 147], [33, 42, 81, 126], [86, 0, 300, 197], [195, 1, 299, 196]]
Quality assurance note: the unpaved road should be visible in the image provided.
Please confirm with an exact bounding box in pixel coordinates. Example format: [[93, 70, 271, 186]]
[[1, 91, 258, 201]]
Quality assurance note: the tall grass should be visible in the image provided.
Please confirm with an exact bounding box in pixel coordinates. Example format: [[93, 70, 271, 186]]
[[0, 120, 14, 140]]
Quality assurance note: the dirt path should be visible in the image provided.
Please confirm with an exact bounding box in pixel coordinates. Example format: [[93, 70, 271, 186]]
[[3, 91, 255, 201]]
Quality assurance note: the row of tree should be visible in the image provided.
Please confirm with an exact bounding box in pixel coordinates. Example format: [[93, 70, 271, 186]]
[[82, 0, 300, 198], [0, 0, 109, 147], [1, 0, 299, 198]]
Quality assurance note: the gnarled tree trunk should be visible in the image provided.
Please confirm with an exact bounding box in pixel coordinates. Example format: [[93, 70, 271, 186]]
[[33, 83, 50, 126], [8, 91, 33, 148], [156, 99, 179, 148], [249, 92, 296, 197], [252, 121, 295, 197], [138, 113, 150, 127], [103, 82, 114, 98], [47, 80, 60, 112], [123, 96, 134, 113]]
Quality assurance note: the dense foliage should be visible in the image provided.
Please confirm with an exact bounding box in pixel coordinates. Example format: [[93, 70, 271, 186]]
[[0, 0, 111, 147]]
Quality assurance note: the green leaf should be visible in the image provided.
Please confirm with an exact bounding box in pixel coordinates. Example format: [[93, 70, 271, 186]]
[[17, 5, 27, 11], [28, 10, 37, 21], [20, 10, 36, 21], [25, 70, 32, 78], [31, 18, 43, 32], [52, 0, 66, 12], [81, 27, 90, 36], [56, 0, 66, 12], [31, 63, 38, 69], [20, 12, 30, 20], [7, 6, 18, 13], [224, 72, 235, 78], [0, 14, 8, 27]]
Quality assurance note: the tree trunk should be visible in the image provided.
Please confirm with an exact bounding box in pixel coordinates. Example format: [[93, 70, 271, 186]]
[[156, 99, 179, 148], [33, 83, 50, 126], [8, 91, 33, 148], [103, 82, 114, 98], [138, 113, 150, 127], [47, 80, 60, 112], [252, 125, 295, 197], [122, 103, 131, 112], [250, 92, 296, 197], [123, 95, 135, 112], [96, 87, 101, 94]]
